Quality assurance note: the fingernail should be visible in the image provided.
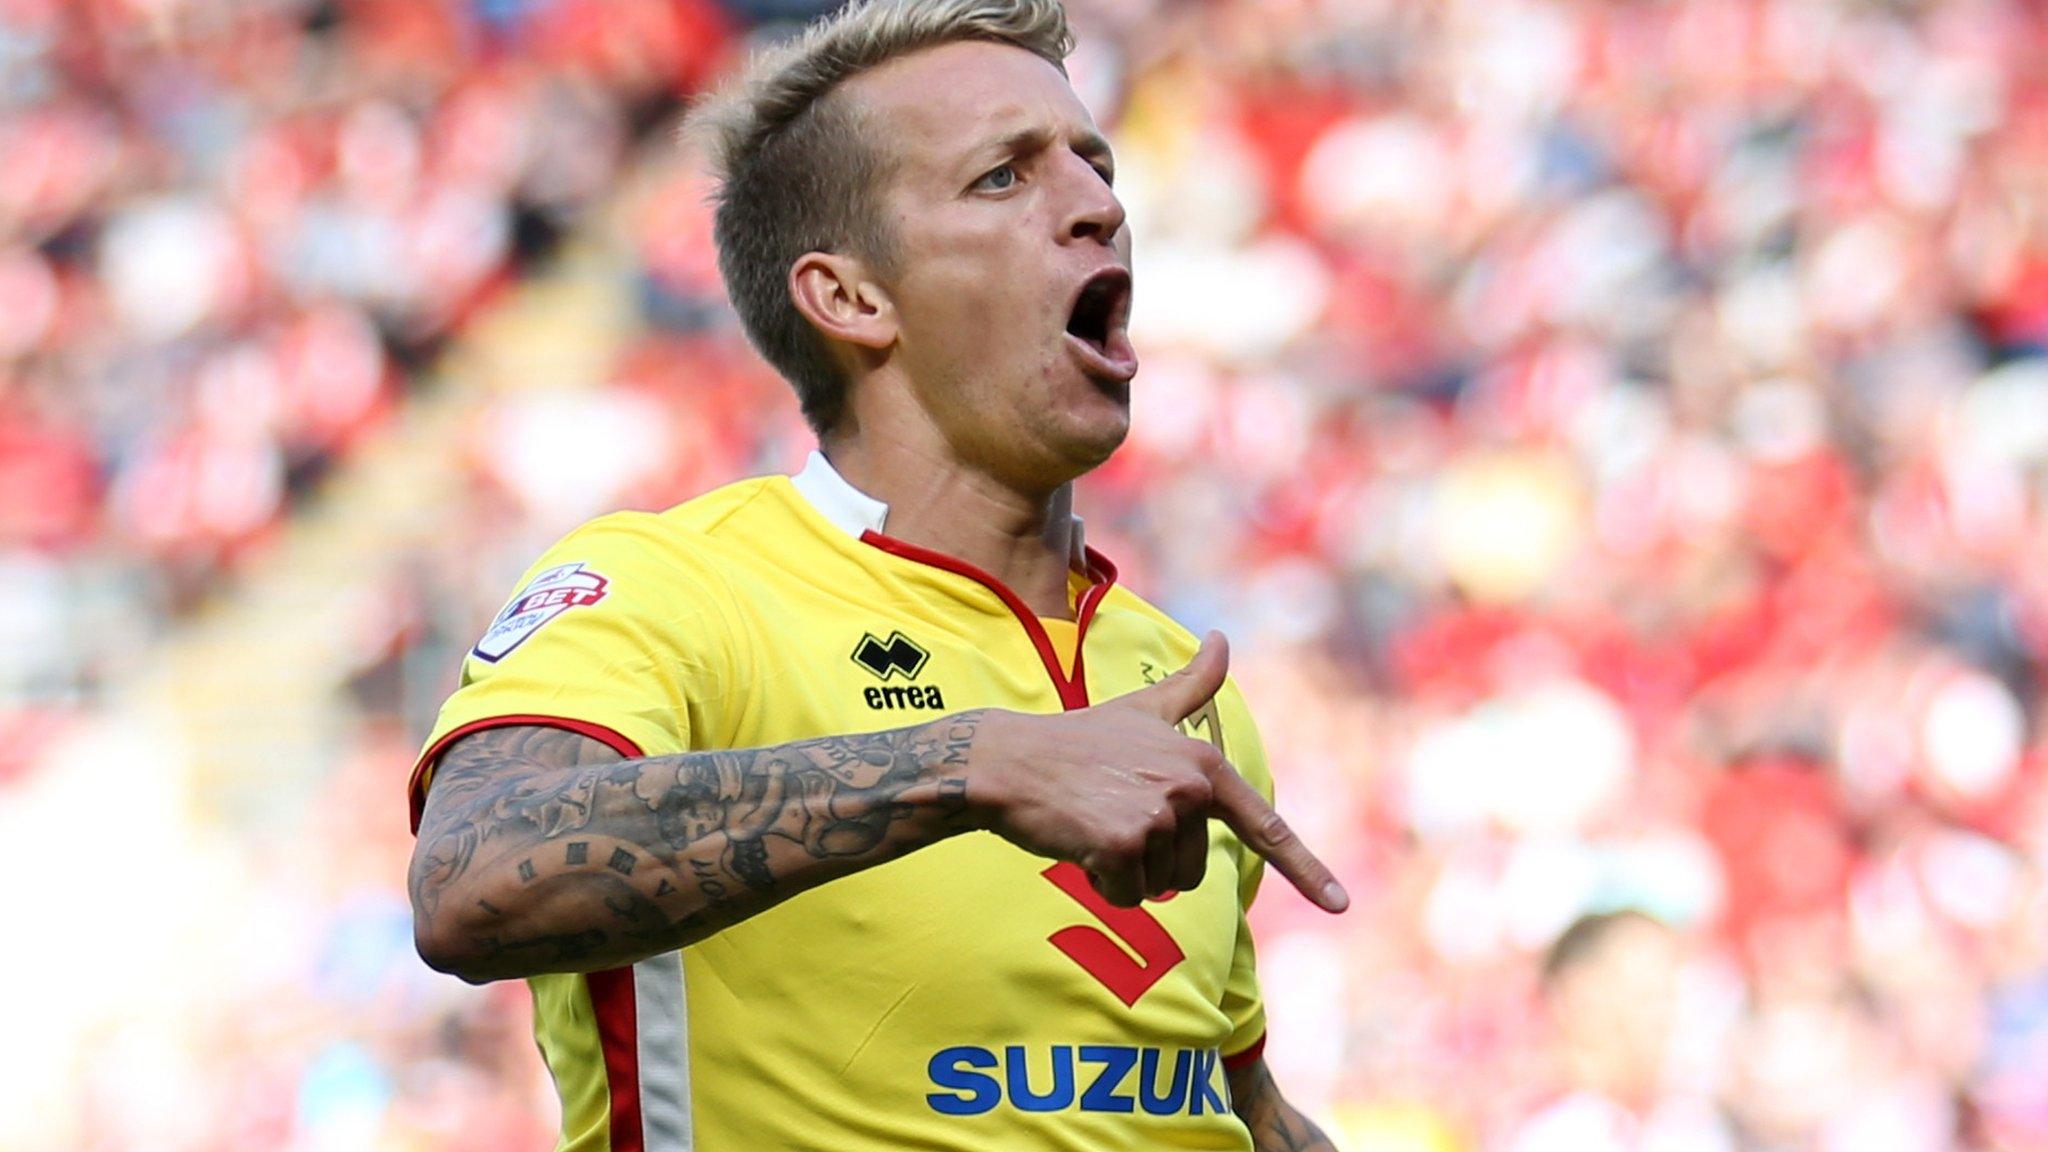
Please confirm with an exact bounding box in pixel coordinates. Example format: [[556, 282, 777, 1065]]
[[1323, 881, 1350, 911]]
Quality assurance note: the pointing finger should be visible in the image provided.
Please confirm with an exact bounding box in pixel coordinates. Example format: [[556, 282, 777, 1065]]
[[1207, 768, 1349, 913]]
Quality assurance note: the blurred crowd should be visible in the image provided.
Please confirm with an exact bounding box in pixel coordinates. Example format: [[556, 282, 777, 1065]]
[[10, 0, 2048, 1148], [0, 0, 736, 744]]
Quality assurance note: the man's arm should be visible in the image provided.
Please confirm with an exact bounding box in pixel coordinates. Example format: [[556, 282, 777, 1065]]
[[408, 632, 1347, 984], [1228, 1056, 1341, 1152], [409, 717, 981, 982]]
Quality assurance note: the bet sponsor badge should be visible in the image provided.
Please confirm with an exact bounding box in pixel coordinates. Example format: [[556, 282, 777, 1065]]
[[473, 562, 610, 662]]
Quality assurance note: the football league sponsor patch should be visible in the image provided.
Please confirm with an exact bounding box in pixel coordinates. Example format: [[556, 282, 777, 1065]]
[[473, 562, 610, 662]]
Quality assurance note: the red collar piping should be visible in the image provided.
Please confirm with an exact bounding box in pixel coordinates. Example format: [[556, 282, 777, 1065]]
[[858, 530, 1118, 711]]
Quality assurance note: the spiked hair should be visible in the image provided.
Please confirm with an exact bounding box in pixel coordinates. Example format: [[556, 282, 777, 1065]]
[[689, 0, 1075, 433]]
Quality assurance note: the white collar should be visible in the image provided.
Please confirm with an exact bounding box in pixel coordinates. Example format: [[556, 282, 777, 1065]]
[[788, 450, 1090, 568], [790, 450, 889, 537]]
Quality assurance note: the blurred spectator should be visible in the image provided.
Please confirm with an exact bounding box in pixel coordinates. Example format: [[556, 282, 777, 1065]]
[[1504, 911, 1734, 1152]]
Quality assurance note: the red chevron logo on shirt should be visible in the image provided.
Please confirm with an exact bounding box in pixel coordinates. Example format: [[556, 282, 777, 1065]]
[[1042, 862, 1186, 1007]]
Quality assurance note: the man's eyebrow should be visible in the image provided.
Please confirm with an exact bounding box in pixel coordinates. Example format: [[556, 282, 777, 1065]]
[[977, 126, 1116, 169], [1073, 131, 1116, 169]]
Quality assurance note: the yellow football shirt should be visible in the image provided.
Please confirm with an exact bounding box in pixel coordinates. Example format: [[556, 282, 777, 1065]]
[[410, 454, 1273, 1152]]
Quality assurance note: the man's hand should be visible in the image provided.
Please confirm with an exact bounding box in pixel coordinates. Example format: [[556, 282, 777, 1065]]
[[966, 632, 1349, 912], [408, 631, 1341, 984]]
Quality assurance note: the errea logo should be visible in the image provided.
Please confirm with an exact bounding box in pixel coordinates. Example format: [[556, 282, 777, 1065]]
[[853, 631, 928, 679], [852, 631, 946, 710]]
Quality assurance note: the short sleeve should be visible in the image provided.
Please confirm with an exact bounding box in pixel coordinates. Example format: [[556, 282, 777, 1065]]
[[1217, 681, 1272, 1067], [407, 511, 732, 832]]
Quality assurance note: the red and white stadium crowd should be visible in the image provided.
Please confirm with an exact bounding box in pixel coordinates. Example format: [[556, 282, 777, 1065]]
[[6, 0, 2048, 1148]]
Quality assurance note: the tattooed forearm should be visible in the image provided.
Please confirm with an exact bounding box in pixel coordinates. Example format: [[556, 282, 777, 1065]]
[[1228, 1058, 1339, 1152], [409, 716, 981, 981]]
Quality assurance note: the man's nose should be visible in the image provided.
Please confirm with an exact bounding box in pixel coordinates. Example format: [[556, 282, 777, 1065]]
[[1062, 159, 1126, 245]]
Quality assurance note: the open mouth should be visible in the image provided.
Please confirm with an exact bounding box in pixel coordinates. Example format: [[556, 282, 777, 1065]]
[[1064, 267, 1137, 382]]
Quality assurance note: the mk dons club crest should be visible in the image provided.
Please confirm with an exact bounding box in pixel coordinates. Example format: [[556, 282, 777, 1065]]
[[473, 562, 610, 662]]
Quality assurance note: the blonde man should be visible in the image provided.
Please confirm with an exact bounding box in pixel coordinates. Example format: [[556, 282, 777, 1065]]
[[406, 1, 1346, 1148]]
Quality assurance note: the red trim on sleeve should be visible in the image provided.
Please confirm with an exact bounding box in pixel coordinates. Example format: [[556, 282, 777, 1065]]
[[407, 715, 646, 833], [858, 532, 1118, 711], [586, 966, 644, 1152], [1222, 1032, 1267, 1071]]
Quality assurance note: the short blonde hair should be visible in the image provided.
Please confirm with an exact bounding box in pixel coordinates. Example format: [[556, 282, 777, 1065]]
[[691, 0, 1075, 434]]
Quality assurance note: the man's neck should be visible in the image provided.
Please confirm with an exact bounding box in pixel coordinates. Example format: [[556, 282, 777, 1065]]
[[822, 437, 1081, 619]]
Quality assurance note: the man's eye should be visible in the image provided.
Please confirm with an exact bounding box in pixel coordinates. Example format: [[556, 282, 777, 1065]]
[[975, 164, 1018, 191]]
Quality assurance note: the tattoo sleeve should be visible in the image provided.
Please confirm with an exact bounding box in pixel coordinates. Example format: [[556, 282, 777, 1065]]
[[408, 716, 980, 982], [1228, 1057, 1340, 1152]]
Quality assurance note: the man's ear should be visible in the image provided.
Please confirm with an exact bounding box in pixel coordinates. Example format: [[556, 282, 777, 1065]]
[[789, 251, 896, 352]]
